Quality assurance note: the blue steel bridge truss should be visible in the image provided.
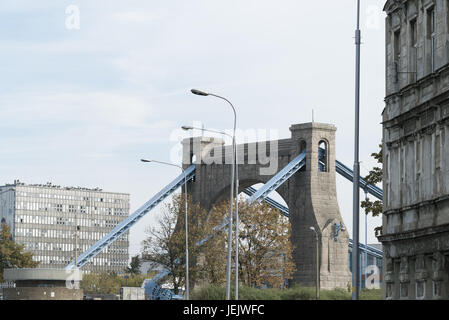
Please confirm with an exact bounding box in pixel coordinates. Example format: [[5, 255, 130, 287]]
[[65, 148, 383, 298], [65, 165, 196, 270]]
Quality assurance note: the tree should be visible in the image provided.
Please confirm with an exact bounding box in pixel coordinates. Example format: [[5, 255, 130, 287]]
[[141, 194, 295, 293], [141, 194, 223, 294], [234, 200, 295, 289], [198, 201, 230, 286], [361, 144, 383, 236], [203, 199, 296, 289], [0, 223, 39, 281], [125, 255, 142, 275]]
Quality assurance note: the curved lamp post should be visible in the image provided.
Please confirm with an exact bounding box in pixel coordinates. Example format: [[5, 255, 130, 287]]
[[140, 159, 190, 300], [182, 125, 240, 300], [190, 89, 237, 300]]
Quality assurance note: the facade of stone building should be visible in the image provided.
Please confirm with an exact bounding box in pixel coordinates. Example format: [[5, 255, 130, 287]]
[[0, 180, 129, 273], [380, 0, 449, 299]]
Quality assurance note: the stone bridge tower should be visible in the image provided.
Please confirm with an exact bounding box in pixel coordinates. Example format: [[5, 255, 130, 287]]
[[182, 122, 352, 289]]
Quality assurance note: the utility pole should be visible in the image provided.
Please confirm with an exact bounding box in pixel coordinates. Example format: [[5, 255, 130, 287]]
[[352, 0, 361, 300], [190, 89, 237, 300]]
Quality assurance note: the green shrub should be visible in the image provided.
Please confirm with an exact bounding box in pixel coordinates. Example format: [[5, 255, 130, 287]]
[[191, 284, 281, 300], [191, 284, 383, 301], [191, 284, 226, 300], [319, 288, 351, 300], [237, 286, 280, 300], [279, 286, 316, 300], [359, 289, 382, 300]]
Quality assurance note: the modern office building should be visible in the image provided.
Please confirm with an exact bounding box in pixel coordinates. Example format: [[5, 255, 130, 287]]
[[0, 180, 130, 273]]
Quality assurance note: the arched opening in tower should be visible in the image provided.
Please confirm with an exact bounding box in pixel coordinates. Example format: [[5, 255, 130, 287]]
[[318, 140, 328, 172]]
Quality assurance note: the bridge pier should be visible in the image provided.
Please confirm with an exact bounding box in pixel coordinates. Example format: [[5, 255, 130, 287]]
[[181, 122, 352, 290], [288, 123, 351, 290]]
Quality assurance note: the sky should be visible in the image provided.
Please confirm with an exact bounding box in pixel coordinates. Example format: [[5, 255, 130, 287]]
[[0, 1, 386, 259]]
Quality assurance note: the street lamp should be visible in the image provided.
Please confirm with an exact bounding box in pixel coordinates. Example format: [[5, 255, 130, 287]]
[[141, 158, 190, 300], [191, 89, 237, 300], [352, 0, 362, 300], [309, 226, 320, 300], [182, 124, 240, 300]]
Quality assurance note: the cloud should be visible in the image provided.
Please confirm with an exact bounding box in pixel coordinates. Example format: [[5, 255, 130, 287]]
[[1, 91, 153, 128], [0, 0, 387, 252], [111, 11, 166, 23]]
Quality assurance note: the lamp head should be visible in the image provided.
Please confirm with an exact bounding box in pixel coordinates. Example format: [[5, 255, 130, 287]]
[[309, 226, 315, 231], [182, 126, 194, 131], [191, 89, 209, 96], [140, 159, 152, 163]]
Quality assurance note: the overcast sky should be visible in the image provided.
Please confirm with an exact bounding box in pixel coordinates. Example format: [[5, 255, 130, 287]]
[[0, 1, 386, 258]]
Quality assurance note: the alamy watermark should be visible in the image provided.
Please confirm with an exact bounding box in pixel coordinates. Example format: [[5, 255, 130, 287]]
[[169, 121, 280, 176], [65, 5, 80, 30], [365, 3, 385, 30], [365, 265, 381, 289]]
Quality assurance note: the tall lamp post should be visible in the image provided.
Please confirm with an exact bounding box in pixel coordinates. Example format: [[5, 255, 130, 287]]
[[352, 0, 362, 300], [140, 159, 190, 300], [182, 125, 240, 300], [309, 226, 320, 300], [190, 89, 237, 300]]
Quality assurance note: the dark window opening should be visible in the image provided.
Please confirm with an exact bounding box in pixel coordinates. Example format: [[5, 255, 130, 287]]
[[410, 19, 418, 78], [427, 7, 435, 72], [318, 140, 328, 172], [299, 140, 306, 172]]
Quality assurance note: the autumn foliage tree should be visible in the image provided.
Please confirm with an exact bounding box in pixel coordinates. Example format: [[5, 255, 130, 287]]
[[141, 194, 295, 293], [361, 144, 383, 236], [141, 194, 224, 294], [0, 223, 39, 281], [234, 200, 295, 289], [204, 199, 296, 289]]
